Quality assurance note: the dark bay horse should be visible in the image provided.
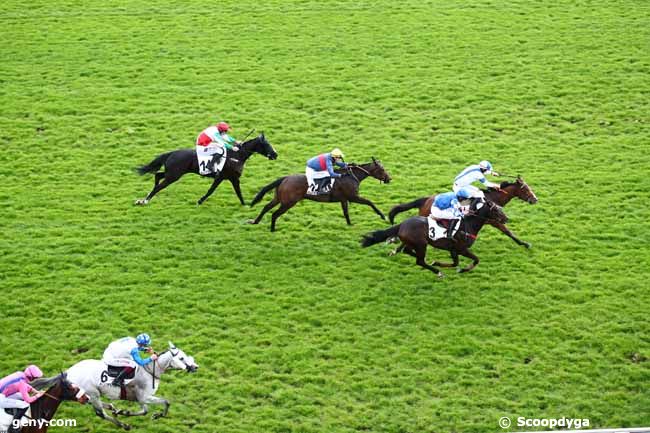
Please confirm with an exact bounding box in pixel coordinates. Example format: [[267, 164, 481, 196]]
[[361, 200, 508, 277], [388, 176, 538, 248], [19, 373, 88, 433], [248, 158, 392, 231], [135, 134, 277, 205]]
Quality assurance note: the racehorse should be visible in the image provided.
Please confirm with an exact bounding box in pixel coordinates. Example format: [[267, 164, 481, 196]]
[[135, 133, 277, 205], [0, 373, 88, 433], [248, 158, 392, 231], [361, 199, 508, 277], [388, 176, 538, 248], [66, 342, 198, 431]]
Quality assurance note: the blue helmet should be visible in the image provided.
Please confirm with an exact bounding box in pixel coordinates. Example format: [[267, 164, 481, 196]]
[[456, 187, 472, 200], [136, 333, 151, 346], [479, 160, 492, 171]]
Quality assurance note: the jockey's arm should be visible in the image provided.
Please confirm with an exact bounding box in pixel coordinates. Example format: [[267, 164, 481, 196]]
[[130, 347, 153, 366], [335, 160, 347, 169], [327, 158, 342, 178], [18, 381, 43, 403], [479, 177, 500, 189]]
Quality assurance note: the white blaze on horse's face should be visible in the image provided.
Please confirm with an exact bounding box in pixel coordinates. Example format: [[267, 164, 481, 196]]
[[167, 341, 199, 372]]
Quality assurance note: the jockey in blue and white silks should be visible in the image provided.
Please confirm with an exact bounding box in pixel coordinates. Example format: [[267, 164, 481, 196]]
[[102, 334, 158, 387], [452, 160, 500, 199], [430, 188, 473, 238]]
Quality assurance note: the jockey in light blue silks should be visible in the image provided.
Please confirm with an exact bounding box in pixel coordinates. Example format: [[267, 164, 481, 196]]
[[305, 148, 347, 195], [102, 334, 158, 387], [453, 160, 501, 199], [430, 187, 474, 239]]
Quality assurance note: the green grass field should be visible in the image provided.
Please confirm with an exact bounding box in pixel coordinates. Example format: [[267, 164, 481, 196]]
[[1, 1, 649, 432]]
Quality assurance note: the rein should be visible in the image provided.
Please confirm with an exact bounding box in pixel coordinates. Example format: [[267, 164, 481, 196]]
[[345, 165, 370, 183]]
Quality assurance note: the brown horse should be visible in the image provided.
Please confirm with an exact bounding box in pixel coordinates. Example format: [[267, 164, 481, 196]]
[[15, 373, 88, 433], [248, 158, 392, 231], [361, 199, 508, 277], [388, 176, 538, 248]]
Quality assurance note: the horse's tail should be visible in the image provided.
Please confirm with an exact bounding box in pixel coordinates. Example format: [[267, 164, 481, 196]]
[[360, 224, 401, 248], [388, 196, 429, 224], [250, 177, 286, 207], [135, 152, 174, 175]]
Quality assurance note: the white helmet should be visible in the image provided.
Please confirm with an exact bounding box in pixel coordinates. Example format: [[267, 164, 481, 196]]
[[479, 160, 492, 172]]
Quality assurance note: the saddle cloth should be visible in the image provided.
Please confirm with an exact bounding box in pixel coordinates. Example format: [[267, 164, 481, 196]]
[[197, 147, 227, 176], [307, 177, 335, 196], [427, 217, 459, 241]]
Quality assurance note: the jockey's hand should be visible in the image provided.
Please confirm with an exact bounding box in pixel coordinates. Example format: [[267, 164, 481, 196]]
[[232, 146, 240, 152], [492, 171, 500, 177], [151, 354, 158, 361]]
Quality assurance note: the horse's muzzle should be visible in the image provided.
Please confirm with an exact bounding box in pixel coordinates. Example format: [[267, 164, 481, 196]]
[[186, 365, 199, 373], [267, 153, 278, 160], [528, 197, 538, 204]]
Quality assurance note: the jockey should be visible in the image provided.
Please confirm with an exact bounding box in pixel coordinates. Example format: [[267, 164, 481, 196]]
[[0, 365, 45, 432], [195, 121, 241, 172], [430, 188, 473, 239], [452, 160, 501, 199], [305, 148, 347, 194], [102, 334, 158, 387]]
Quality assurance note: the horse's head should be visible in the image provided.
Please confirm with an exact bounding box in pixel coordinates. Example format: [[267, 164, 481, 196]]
[[368, 156, 391, 183], [31, 373, 89, 405], [244, 133, 277, 160], [503, 176, 538, 204], [166, 341, 199, 373], [473, 199, 508, 224]]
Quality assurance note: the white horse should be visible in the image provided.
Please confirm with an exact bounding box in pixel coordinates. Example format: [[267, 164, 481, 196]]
[[66, 342, 198, 430]]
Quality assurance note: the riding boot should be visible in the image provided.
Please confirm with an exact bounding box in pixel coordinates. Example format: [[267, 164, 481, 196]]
[[447, 220, 457, 239], [111, 367, 129, 387], [210, 155, 222, 173], [8, 407, 28, 433]]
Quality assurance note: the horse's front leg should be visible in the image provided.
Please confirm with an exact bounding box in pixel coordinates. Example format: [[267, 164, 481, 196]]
[[340, 200, 352, 225], [197, 176, 224, 205], [349, 195, 385, 220], [229, 177, 246, 205], [143, 395, 170, 420], [432, 249, 459, 268], [491, 221, 531, 248], [90, 396, 131, 430], [457, 249, 479, 273]]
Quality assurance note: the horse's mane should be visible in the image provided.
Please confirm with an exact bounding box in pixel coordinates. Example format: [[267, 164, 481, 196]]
[[30, 373, 65, 391], [28, 373, 67, 420]]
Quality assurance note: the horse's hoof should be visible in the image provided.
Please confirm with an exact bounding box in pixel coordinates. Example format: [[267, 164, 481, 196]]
[[134, 199, 147, 206], [437, 272, 445, 279], [152, 413, 164, 420], [246, 219, 256, 225], [388, 250, 397, 257], [524, 242, 532, 249], [123, 424, 131, 431]]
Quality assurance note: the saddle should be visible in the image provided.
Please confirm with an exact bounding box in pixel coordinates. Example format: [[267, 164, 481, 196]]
[[106, 365, 135, 380]]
